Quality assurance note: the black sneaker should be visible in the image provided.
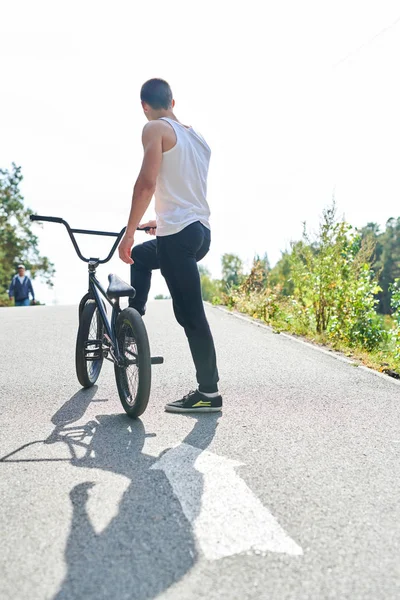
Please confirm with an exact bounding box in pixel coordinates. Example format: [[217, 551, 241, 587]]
[[165, 390, 222, 413]]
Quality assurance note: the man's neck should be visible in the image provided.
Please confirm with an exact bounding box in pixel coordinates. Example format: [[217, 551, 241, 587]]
[[151, 110, 178, 122]]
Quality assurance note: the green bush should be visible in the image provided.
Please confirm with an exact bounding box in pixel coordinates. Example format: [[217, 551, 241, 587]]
[[289, 206, 383, 350], [0, 292, 12, 307], [390, 279, 400, 359]]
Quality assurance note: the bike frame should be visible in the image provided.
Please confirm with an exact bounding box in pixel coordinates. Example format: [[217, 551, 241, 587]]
[[87, 260, 124, 363], [30, 214, 151, 365]]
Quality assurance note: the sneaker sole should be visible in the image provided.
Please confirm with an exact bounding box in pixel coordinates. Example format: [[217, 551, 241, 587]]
[[165, 405, 222, 413]]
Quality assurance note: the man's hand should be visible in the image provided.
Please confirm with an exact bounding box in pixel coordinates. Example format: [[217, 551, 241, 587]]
[[138, 220, 157, 236], [118, 233, 134, 264]]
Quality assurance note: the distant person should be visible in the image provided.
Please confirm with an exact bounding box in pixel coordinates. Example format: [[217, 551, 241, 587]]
[[118, 78, 221, 414], [9, 265, 35, 306]]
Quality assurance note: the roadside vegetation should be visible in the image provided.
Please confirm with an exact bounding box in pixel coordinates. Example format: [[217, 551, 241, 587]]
[[201, 204, 400, 376]]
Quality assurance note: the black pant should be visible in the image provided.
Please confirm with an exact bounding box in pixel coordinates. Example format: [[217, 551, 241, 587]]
[[130, 221, 219, 393]]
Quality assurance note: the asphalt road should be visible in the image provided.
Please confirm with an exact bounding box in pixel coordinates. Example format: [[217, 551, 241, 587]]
[[1, 301, 400, 600]]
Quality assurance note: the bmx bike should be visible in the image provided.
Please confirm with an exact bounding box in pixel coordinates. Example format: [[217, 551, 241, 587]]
[[30, 215, 163, 418]]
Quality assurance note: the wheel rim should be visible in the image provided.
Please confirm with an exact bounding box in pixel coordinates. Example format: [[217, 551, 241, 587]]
[[86, 308, 103, 381], [118, 321, 139, 406]]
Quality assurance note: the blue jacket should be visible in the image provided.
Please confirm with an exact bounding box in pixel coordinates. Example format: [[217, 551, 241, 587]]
[[9, 275, 35, 302]]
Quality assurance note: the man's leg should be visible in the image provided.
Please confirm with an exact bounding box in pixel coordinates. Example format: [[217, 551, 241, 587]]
[[15, 299, 29, 307], [129, 240, 159, 315], [158, 223, 219, 395]]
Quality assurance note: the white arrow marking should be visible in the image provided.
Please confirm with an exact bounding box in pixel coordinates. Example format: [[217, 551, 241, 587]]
[[151, 443, 302, 560]]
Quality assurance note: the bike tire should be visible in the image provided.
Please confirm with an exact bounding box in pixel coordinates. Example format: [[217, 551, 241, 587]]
[[76, 299, 104, 388], [114, 307, 151, 419]]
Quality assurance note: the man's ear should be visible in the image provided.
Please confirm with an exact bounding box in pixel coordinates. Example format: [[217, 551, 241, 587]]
[[171, 99, 175, 109], [142, 101, 149, 113]]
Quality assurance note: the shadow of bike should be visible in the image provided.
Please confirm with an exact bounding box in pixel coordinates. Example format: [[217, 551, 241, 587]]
[[10, 386, 220, 600]]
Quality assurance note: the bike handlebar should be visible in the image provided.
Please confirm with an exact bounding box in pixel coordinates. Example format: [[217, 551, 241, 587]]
[[30, 214, 154, 264], [31, 215, 64, 224]]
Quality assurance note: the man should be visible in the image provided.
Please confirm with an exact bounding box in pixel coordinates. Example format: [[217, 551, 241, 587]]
[[118, 78, 221, 414], [9, 265, 35, 306]]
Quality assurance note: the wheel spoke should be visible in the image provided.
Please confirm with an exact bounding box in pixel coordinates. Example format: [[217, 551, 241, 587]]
[[86, 308, 102, 379], [118, 323, 139, 405]]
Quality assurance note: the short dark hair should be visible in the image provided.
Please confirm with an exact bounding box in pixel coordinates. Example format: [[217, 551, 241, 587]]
[[140, 78, 173, 110]]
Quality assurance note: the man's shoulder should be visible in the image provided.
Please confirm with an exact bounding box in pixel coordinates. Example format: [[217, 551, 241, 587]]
[[142, 120, 175, 146], [142, 120, 171, 134]]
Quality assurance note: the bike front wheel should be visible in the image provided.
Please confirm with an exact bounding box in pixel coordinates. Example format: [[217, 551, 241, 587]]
[[76, 299, 104, 388], [114, 307, 151, 419]]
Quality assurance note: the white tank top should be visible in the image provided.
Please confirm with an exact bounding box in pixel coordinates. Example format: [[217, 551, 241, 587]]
[[154, 117, 211, 236]]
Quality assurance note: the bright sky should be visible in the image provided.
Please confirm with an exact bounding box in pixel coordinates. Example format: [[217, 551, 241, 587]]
[[1, 0, 400, 305]]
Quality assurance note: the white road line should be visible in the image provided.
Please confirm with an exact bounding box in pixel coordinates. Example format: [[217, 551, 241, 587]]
[[151, 443, 303, 560], [211, 304, 400, 387]]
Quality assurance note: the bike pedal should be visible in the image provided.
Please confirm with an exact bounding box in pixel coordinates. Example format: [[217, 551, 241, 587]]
[[84, 339, 103, 347], [84, 340, 103, 361], [151, 356, 164, 365]]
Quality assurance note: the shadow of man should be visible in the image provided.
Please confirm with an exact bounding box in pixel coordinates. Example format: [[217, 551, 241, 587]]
[[51, 389, 220, 600]]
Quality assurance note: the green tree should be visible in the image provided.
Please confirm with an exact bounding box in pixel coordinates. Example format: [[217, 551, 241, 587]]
[[359, 218, 400, 314], [0, 164, 55, 298], [269, 251, 294, 296], [377, 218, 400, 314], [255, 252, 270, 272], [221, 253, 243, 291], [390, 279, 400, 360], [198, 265, 222, 302], [254, 253, 270, 286]]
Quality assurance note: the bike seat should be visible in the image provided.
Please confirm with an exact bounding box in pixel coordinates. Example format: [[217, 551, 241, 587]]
[[107, 274, 136, 299]]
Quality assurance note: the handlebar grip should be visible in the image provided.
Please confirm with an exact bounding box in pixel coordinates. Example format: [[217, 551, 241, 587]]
[[137, 226, 156, 232], [30, 215, 63, 223]]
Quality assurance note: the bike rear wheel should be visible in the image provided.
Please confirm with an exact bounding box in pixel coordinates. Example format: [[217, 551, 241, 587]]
[[114, 307, 151, 419], [76, 299, 104, 387]]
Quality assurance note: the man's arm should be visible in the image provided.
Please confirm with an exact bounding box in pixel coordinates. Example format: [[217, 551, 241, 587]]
[[28, 279, 35, 301], [118, 122, 163, 264]]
